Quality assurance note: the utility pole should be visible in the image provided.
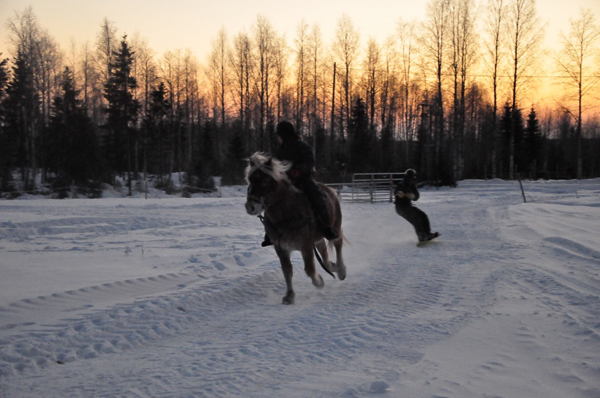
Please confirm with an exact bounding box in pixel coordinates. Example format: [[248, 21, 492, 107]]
[[330, 62, 337, 162]]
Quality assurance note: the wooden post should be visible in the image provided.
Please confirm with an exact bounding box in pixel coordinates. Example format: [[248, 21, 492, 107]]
[[517, 173, 527, 203]]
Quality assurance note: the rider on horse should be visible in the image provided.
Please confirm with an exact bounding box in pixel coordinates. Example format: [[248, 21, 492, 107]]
[[262, 121, 339, 246]]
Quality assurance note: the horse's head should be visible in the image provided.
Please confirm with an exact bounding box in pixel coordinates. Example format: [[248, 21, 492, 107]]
[[244, 152, 290, 215]]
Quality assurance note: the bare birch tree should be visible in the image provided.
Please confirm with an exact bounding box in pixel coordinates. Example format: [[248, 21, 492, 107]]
[[397, 19, 419, 157], [555, 8, 600, 179], [207, 27, 230, 130], [307, 23, 326, 133], [362, 38, 381, 133], [130, 34, 157, 121], [505, 0, 544, 179], [181, 49, 200, 177], [272, 34, 289, 124], [421, 0, 450, 180], [332, 14, 360, 142], [379, 36, 398, 134], [78, 42, 103, 124], [253, 15, 277, 149], [448, 0, 477, 180], [230, 31, 254, 151], [158, 50, 184, 181], [294, 20, 309, 134], [7, 6, 62, 185], [95, 18, 118, 125], [482, 0, 506, 178]]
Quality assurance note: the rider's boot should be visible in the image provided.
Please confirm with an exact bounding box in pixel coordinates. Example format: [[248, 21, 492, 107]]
[[261, 233, 273, 247]]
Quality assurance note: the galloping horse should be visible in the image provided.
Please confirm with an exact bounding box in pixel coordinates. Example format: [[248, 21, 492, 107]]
[[245, 152, 346, 304]]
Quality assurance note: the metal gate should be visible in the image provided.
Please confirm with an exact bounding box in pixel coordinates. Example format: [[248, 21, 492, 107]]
[[327, 172, 406, 203]]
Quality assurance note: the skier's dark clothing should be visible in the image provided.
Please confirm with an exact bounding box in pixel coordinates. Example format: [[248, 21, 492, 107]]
[[394, 169, 436, 242], [262, 121, 338, 246]]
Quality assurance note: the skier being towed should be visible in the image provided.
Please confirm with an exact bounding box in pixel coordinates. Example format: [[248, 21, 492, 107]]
[[394, 168, 440, 243], [262, 121, 339, 246]]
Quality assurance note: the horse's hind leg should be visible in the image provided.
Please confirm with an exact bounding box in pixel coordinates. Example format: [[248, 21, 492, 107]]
[[301, 246, 324, 289], [275, 248, 295, 304]]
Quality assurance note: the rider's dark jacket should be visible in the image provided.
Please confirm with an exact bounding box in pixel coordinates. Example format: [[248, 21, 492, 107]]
[[275, 124, 314, 179], [274, 121, 330, 227]]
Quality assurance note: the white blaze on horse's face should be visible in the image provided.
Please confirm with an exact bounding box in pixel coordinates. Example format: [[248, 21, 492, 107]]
[[244, 152, 284, 216], [245, 172, 265, 215]]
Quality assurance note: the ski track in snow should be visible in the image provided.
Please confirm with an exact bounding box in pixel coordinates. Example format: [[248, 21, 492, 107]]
[[0, 179, 599, 397]]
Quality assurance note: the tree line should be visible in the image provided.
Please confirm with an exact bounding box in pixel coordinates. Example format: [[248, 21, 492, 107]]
[[0, 0, 599, 198]]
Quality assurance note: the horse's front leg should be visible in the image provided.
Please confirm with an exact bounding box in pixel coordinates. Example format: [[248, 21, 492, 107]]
[[332, 237, 346, 280], [275, 247, 295, 304], [315, 240, 334, 275], [301, 245, 324, 289]]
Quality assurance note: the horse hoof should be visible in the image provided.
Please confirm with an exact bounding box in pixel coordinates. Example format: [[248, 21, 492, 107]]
[[337, 266, 347, 281], [282, 294, 295, 304], [313, 274, 324, 288]]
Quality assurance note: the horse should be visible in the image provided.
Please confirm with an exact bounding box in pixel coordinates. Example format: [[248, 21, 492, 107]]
[[244, 152, 346, 304]]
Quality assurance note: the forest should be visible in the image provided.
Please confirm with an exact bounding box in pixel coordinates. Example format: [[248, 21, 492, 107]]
[[0, 0, 599, 198]]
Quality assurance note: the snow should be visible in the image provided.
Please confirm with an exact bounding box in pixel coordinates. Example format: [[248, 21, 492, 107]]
[[0, 178, 599, 397]]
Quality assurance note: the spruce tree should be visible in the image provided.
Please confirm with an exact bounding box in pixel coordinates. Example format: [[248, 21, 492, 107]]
[[46, 67, 101, 196], [221, 121, 247, 185], [0, 56, 11, 192], [525, 107, 543, 179], [349, 97, 370, 172], [143, 82, 170, 182], [3, 51, 38, 191], [501, 103, 524, 178], [104, 35, 139, 194], [0, 56, 7, 102]]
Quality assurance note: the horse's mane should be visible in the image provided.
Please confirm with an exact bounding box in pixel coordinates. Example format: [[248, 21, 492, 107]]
[[245, 152, 292, 184]]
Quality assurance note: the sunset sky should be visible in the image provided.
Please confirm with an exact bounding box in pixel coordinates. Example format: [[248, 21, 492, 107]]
[[2, 0, 598, 59], [1, 0, 599, 107]]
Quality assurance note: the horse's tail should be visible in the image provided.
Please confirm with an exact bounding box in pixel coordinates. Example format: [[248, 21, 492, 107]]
[[313, 246, 335, 279]]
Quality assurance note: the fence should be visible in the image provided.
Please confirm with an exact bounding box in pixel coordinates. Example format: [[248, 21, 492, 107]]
[[327, 172, 406, 203]]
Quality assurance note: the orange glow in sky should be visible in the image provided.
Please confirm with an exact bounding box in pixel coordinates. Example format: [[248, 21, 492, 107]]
[[1, 0, 599, 108], [1, 0, 428, 59], [2, 0, 598, 58]]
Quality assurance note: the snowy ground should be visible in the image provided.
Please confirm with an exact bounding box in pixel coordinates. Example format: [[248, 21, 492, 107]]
[[0, 179, 599, 398]]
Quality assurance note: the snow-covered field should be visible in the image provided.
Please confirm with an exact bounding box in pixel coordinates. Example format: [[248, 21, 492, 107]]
[[0, 179, 599, 398]]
